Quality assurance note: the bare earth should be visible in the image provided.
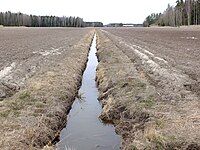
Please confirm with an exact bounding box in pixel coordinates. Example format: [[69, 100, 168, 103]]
[[0, 27, 94, 149], [96, 28, 200, 149], [1, 27, 200, 150]]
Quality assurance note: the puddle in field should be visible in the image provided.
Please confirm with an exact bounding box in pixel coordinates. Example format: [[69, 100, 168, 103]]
[[56, 34, 121, 150]]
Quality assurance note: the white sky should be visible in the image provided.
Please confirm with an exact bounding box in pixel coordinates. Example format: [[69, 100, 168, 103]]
[[0, 0, 176, 24]]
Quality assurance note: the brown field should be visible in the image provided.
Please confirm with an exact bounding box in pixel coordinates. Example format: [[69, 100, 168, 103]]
[[1, 26, 200, 150], [0, 27, 93, 99], [103, 27, 200, 83], [0, 27, 94, 149], [96, 27, 200, 149]]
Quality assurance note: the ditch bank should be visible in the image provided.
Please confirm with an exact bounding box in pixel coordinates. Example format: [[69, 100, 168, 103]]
[[95, 29, 200, 149], [56, 34, 121, 150], [0, 30, 94, 150]]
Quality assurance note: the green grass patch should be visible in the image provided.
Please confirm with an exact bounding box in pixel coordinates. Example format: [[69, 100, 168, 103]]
[[35, 102, 46, 108], [152, 136, 165, 150], [19, 91, 31, 100], [0, 110, 11, 118], [141, 99, 155, 109], [13, 110, 20, 117], [8, 101, 24, 111], [7, 91, 37, 114], [154, 119, 165, 128], [130, 145, 138, 150]]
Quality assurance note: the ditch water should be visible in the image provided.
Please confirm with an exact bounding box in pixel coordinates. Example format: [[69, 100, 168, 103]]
[[56, 34, 121, 150]]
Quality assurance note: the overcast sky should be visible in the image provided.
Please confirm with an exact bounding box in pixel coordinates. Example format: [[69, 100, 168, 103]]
[[0, 0, 176, 24]]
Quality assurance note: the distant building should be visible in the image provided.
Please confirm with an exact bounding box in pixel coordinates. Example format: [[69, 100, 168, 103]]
[[105, 23, 143, 27], [123, 24, 134, 27], [105, 23, 123, 27]]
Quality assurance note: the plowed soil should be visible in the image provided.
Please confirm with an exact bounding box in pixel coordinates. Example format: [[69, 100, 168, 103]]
[[0, 27, 94, 150], [96, 28, 200, 149]]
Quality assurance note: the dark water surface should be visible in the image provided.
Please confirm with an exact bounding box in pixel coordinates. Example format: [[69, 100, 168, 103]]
[[57, 35, 121, 150]]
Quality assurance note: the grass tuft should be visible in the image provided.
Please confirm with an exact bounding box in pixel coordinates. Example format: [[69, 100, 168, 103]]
[[76, 91, 85, 102], [141, 99, 154, 109], [154, 119, 165, 129], [8, 101, 24, 110], [19, 91, 31, 100], [145, 127, 166, 149], [130, 145, 138, 150], [0, 110, 10, 118]]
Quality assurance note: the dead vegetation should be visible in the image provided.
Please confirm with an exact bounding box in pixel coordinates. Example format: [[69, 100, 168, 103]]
[[95, 29, 200, 150], [0, 29, 94, 149]]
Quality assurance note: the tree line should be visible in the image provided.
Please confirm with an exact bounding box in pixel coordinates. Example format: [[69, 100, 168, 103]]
[[143, 0, 200, 27], [0, 11, 103, 27], [84, 22, 103, 27]]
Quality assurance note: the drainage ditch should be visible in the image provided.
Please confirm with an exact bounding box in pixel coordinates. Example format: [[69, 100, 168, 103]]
[[56, 34, 121, 150]]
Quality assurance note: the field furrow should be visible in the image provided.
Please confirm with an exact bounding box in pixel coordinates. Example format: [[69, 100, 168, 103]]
[[0, 28, 94, 149], [96, 28, 200, 149]]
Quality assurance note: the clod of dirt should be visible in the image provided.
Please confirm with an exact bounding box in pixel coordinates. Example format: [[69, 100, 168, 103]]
[[0, 82, 20, 100]]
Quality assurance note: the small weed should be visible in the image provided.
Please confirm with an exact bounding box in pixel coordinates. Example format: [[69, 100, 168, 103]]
[[18, 91, 37, 105], [141, 99, 154, 109], [8, 101, 24, 111], [168, 135, 176, 142], [153, 136, 165, 149], [7, 91, 35, 112], [130, 145, 138, 150], [77, 91, 85, 102], [32, 113, 39, 117], [47, 113, 54, 118], [19, 91, 30, 100], [59, 95, 67, 101], [130, 78, 146, 89], [13, 110, 20, 117], [0, 110, 10, 118], [145, 127, 166, 149], [155, 119, 165, 128], [107, 51, 113, 57], [35, 102, 45, 108], [136, 82, 146, 88]]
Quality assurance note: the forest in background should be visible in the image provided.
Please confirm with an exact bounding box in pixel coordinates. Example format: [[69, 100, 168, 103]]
[[0, 11, 103, 27], [143, 0, 200, 27]]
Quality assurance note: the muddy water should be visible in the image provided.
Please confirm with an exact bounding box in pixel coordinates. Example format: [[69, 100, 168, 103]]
[[57, 35, 121, 150]]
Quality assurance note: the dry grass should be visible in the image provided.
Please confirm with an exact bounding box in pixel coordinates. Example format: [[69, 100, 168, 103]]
[[144, 126, 166, 149], [0, 29, 95, 150], [95, 29, 200, 149]]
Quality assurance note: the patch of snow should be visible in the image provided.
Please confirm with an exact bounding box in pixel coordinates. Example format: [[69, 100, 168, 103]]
[[0, 62, 16, 79], [33, 47, 62, 56], [101, 29, 198, 100], [155, 57, 168, 64], [131, 44, 155, 57], [181, 37, 198, 40], [122, 41, 190, 85], [143, 49, 155, 56], [186, 37, 198, 40]]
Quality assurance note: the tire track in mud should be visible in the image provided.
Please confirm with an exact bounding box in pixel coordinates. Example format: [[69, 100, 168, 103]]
[[101, 29, 199, 101], [95, 29, 200, 149]]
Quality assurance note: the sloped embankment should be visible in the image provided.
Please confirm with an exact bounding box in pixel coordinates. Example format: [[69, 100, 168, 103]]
[[95, 29, 200, 149], [0, 30, 94, 150]]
